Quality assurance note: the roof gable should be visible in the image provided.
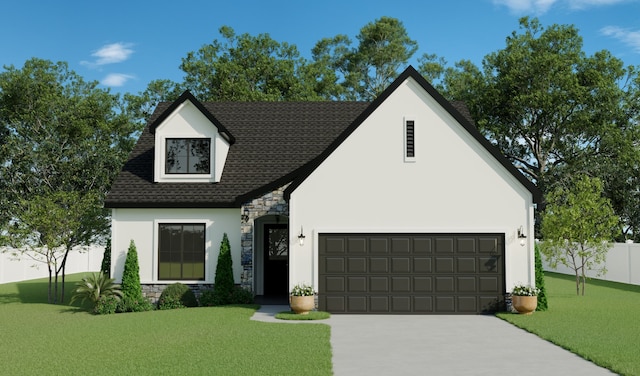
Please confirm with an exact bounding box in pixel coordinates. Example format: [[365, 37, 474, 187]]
[[284, 66, 541, 203]]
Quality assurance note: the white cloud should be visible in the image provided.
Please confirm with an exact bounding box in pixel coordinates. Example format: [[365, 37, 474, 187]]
[[81, 42, 134, 67], [101, 73, 135, 87], [492, 0, 558, 14], [601, 26, 640, 53], [493, 0, 630, 14]]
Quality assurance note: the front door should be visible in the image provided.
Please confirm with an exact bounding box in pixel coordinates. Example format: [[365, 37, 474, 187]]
[[263, 223, 289, 296]]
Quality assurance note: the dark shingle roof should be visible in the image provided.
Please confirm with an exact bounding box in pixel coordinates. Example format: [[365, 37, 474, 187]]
[[104, 101, 370, 208]]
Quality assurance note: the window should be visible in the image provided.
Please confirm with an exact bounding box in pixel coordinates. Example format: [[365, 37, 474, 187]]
[[165, 138, 211, 174], [158, 224, 205, 280], [404, 119, 416, 162]]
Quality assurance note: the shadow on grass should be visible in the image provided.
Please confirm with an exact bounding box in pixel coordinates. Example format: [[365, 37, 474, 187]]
[[546, 271, 640, 294], [0, 275, 86, 309]]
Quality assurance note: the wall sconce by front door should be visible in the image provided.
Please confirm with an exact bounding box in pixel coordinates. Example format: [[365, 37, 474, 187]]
[[298, 226, 306, 246], [518, 226, 527, 247]]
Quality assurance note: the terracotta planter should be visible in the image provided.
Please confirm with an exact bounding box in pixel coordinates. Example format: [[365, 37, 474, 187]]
[[512, 295, 537, 315], [290, 295, 315, 315]]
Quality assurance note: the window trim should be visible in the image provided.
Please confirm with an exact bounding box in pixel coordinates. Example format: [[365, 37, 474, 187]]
[[156, 221, 207, 282], [404, 117, 416, 162], [165, 138, 212, 175]]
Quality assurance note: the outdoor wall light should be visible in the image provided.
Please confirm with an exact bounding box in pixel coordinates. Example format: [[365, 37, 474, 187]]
[[241, 207, 250, 223], [298, 226, 306, 246], [518, 226, 527, 246]]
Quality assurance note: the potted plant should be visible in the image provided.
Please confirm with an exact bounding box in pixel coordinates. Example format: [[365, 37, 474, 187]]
[[511, 284, 540, 315], [289, 283, 315, 315]]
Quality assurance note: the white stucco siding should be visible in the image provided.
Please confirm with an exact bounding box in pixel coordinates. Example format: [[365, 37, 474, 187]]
[[289, 78, 535, 292], [153, 100, 230, 183], [110, 208, 241, 284]]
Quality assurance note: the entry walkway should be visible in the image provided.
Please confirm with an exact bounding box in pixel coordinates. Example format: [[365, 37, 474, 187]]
[[252, 305, 615, 375]]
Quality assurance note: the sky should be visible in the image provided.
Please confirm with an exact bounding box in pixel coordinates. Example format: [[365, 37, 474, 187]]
[[2, 0, 639, 96]]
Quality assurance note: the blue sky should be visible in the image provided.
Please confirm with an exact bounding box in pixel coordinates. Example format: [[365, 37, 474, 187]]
[[2, 0, 639, 96]]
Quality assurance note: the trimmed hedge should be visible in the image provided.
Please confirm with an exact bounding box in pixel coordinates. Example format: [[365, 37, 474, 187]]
[[158, 283, 198, 310]]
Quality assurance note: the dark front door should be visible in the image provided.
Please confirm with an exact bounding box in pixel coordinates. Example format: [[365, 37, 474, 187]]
[[263, 223, 289, 296]]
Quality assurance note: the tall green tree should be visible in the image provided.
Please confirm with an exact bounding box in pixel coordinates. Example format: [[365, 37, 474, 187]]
[[121, 240, 142, 301], [180, 26, 320, 101], [0, 58, 139, 301], [541, 175, 619, 295], [441, 17, 638, 196], [213, 233, 234, 305]]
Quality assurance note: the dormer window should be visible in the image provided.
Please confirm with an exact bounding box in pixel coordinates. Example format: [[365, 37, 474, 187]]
[[166, 138, 211, 174]]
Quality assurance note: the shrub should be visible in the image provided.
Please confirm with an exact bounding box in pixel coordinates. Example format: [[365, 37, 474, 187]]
[[199, 286, 254, 307], [535, 242, 548, 311], [100, 238, 111, 277], [117, 295, 154, 313], [94, 295, 119, 315], [70, 271, 122, 311], [213, 233, 234, 305], [157, 283, 198, 310], [121, 240, 142, 301]]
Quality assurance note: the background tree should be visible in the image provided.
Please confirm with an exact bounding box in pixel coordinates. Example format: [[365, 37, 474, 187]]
[[439, 17, 638, 197], [0, 58, 140, 301], [101, 238, 112, 277], [180, 26, 320, 101], [541, 175, 620, 295]]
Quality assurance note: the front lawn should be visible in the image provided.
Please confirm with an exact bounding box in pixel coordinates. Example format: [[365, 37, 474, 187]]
[[0, 274, 332, 376], [498, 272, 640, 376]]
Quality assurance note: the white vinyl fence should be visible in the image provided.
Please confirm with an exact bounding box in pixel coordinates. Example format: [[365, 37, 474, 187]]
[[543, 242, 640, 286], [0, 245, 103, 284]]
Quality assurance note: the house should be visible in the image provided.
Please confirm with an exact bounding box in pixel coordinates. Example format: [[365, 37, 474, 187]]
[[105, 66, 541, 314]]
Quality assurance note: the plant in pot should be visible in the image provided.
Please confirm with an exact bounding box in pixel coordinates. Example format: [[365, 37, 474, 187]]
[[290, 283, 316, 315], [511, 284, 540, 315]]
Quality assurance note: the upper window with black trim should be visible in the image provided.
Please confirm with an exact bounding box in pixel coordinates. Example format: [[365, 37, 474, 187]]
[[165, 138, 211, 174]]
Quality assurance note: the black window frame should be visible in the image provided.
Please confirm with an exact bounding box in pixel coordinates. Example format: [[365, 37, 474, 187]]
[[158, 223, 206, 281], [405, 120, 415, 159], [165, 138, 211, 175]]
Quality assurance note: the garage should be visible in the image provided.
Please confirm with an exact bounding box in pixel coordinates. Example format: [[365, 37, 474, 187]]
[[318, 233, 505, 314]]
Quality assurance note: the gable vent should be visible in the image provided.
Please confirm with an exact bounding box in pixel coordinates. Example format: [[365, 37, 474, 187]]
[[405, 120, 415, 159]]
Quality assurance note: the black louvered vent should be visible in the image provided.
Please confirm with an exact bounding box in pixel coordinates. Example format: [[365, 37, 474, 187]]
[[406, 120, 415, 158]]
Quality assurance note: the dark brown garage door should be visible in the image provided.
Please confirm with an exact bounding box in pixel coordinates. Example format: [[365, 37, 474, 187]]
[[318, 233, 505, 314]]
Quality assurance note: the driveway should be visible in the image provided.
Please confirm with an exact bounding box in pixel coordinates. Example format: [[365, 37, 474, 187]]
[[252, 306, 614, 376]]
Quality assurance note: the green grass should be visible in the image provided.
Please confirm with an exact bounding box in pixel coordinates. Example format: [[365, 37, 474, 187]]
[[498, 272, 640, 376], [275, 310, 331, 320], [0, 274, 332, 376]]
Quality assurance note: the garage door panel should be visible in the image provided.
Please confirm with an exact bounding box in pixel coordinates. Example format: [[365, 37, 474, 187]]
[[435, 257, 454, 273], [392, 258, 411, 273], [370, 276, 389, 292], [348, 238, 367, 253], [319, 233, 505, 314], [370, 296, 389, 312], [324, 257, 345, 273], [457, 257, 476, 273], [347, 276, 367, 292], [414, 276, 432, 292], [391, 276, 411, 292], [348, 296, 368, 312], [347, 258, 367, 273]]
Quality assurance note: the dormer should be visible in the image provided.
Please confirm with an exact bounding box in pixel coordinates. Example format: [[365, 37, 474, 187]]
[[151, 91, 235, 183]]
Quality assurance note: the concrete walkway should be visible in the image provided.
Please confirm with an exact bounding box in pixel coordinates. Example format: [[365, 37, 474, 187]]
[[251, 305, 615, 376]]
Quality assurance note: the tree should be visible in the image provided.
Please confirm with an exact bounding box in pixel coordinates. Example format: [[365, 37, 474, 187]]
[[101, 238, 112, 277], [541, 175, 620, 295], [314, 17, 419, 100], [121, 240, 142, 301], [180, 26, 320, 101], [534, 242, 548, 311], [213, 233, 234, 305], [441, 17, 638, 195], [0, 58, 140, 302]]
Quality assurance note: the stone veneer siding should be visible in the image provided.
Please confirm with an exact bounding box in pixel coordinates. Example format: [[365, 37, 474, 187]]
[[240, 183, 290, 292]]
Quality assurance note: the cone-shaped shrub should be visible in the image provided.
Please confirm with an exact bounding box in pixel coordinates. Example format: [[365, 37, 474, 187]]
[[101, 238, 111, 277], [121, 240, 142, 300], [535, 242, 548, 311], [213, 233, 234, 305]]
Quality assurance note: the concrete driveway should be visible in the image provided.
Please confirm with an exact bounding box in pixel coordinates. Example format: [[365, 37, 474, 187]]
[[252, 306, 615, 376]]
